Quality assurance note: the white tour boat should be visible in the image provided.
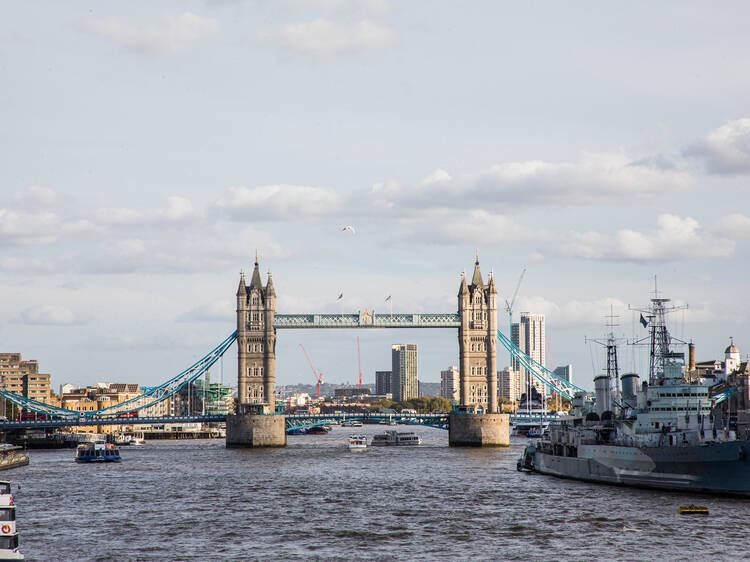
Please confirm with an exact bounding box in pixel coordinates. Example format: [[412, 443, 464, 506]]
[[348, 434, 368, 450], [371, 430, 422, 446]]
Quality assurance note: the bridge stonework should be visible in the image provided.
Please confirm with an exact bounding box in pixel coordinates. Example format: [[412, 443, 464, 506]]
[[457, 257, 499, 414]]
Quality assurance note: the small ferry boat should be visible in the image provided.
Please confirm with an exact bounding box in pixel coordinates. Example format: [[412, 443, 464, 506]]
[[371, 430, 422, 446], [0, 447, 28, 472], [0, 482, 22, 560], [75, 441, 121, 463], [348, 435, 367, 450], [341, 420, 363, 427], [128, 435, 145, 446]]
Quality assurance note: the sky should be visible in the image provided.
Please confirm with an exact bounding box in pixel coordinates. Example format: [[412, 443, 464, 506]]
[[2, 1, 750, 393]]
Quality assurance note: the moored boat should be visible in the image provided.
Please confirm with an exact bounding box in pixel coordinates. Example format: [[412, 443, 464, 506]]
[[75, 441, 121, 463], [371, 430, 421, 446], [0, 447, 28, 472], [520, 289, 750, 496]]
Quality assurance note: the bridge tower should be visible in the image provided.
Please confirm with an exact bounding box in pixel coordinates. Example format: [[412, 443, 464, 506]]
[[457, 254, 498, 413], [236, 257, 277, 413]]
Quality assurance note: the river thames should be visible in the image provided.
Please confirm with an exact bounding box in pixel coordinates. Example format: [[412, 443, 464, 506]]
[[11, 426, 748, 560]]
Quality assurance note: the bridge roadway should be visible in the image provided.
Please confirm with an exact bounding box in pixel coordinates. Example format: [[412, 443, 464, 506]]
[[0, 412, 560, 431]]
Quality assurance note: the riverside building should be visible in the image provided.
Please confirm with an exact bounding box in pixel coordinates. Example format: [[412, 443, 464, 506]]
[[440, 366, 459, 401], [511, 313, 546, 394], [391, 344, 418, 402], [0, 353, 53, 415]]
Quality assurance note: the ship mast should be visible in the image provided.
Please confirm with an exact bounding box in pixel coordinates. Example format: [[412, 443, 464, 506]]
[[629, 277, 688, 385], [587, 306, 623, 413]]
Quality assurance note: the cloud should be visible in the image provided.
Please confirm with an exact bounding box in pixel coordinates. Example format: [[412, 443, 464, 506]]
[[80, 12, 219, 57], [177, 300, 234, 323], [685, 118, 750, 174], [14, 304, 81, 326], [369, 152, 695, 212], [82, 224, 286, 274], [277, 18, 394, 57], [513, 296, 629, 327], [216, 185, 342, 219], [93, 196, 203, 226], [392, 209, 536, 245], [15, 186, 58, 208], [0, 208, 92, 246], [551, 214, 734, 263]]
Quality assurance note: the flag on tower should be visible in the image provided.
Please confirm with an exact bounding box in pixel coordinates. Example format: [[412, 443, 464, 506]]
[[337, 293, 343, 300], [385, 295, 392, 302], [640, 313, 648, 328]]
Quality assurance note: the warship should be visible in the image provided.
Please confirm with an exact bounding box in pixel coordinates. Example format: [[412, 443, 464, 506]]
[[518, 290, 750, 495]]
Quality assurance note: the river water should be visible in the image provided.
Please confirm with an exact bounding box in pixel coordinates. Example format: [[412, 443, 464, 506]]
[[11, 426, 749, 561]]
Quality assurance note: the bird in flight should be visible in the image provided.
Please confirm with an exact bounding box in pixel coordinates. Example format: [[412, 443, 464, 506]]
[[341, 225, 356, 234]]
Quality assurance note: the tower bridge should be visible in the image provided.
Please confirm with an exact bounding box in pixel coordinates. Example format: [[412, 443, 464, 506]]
[[235, 255, 500, 417], [0, 255, 584, 446]]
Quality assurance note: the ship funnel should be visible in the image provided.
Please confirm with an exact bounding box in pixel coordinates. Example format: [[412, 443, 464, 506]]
[[689, 342, 696, 371], [594, 375, 611, 416], [621, 373, 639, 408]]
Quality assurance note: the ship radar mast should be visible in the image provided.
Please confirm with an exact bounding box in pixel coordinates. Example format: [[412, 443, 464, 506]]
[[586, 305, 624, 414], [628, 276, 688, 385]]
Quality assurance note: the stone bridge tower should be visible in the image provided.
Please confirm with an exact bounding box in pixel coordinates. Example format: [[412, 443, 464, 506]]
[[458, 255, 498, 413], [236, 258, 277, 413]]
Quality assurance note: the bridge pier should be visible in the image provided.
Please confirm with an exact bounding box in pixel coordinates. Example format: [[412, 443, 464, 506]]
[[448, 413, 509, 447], [226, 412, 286, 448]]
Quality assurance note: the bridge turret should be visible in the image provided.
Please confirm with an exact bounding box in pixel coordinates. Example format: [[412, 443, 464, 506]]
[[458, 254, 498, 413], [263, 270, 277, 404]]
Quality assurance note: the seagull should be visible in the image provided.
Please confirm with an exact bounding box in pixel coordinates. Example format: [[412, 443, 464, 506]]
[[341, 225, 356, 234]]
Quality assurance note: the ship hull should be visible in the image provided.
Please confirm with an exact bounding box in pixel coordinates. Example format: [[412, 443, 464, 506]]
[[532, 440, 750, 496]]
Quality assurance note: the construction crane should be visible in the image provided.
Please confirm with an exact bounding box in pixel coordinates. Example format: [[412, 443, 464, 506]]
[[300, 344, 324, 397], [357, 336, 362, 390], [504, 268, 527, 336], [504, 268, 527, 369]]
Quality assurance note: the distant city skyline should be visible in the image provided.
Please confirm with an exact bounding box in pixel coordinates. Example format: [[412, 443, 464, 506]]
[[3, 3, 750, 392]]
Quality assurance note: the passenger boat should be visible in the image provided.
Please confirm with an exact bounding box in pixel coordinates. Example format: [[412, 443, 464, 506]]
[[128, 435, 145, 446], [75, 441, 121, 463], [305, 425, 331, 435], [0, 482, 22, 559], [348, 435, 367, 450], [341, 420, 363, 427], [0, 447, 28, 472], [371, 430, 421, 446]]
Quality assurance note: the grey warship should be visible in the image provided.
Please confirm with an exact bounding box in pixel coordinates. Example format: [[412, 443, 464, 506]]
[[518, 292, 750, 495]]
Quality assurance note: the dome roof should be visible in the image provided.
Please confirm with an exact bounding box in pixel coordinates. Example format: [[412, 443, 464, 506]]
[[725, 338, 739, 355]]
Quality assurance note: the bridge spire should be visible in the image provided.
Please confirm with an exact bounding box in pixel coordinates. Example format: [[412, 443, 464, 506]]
[[471, 254, 484, 288], [236, 270, 247, 296], [249, 257, 263, 290]]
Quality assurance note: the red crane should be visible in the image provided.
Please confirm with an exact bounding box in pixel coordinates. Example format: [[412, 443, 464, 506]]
[[300, 344, 323, 397], [357, 336, 362, 390]]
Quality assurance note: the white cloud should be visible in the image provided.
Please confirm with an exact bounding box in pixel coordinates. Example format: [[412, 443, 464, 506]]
[[513, 296, 629, 327], [14, 304, 80, 326], [176, 300, 234, 323], [82, 224, 286, 274], [216, 184, 342, 218], [15, 186, 57, 208], [369, 152, 695, 211], [93, 196, 203, 226], [393, 209, 535, 245], [80, 12, 219, 57], [0, 208, 90, 246], [552, 214, 734, 263], [685, 118, 750, 174], [278, 18, 394, 57]]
